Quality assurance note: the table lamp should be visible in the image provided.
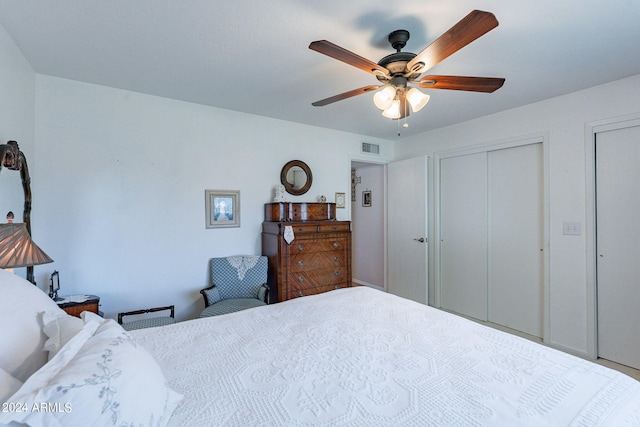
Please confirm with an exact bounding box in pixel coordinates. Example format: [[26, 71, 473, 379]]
[[0, 222, 53, 284]]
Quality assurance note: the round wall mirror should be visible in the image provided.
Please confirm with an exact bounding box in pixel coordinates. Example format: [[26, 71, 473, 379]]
[[280, 160, 312, 196]]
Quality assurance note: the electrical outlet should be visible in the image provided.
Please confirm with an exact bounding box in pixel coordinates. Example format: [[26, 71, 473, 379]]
[[563, 222, 582, 236]]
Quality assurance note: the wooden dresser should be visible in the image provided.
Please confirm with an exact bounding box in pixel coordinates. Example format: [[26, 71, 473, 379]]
[[262, 202, 352, 302]]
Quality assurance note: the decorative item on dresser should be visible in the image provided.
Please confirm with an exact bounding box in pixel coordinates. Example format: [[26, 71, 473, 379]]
[[262, 202, 351, 303]]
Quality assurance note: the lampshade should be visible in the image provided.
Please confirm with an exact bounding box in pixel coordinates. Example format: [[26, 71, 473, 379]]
[[373, 86, 396, 110], [0, 223, 53, 269], [382, 99, 401, 119], [406, 87, 430, 112]]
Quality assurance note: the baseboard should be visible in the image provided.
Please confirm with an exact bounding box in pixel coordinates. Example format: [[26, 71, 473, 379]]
[[352, 279, 384, 291]]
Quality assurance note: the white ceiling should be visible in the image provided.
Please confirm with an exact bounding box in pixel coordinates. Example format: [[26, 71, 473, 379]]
[[1, 0, 639, 140]]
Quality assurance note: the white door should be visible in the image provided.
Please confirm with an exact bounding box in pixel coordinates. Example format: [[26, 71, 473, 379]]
[[387, 156, 428, 304], [596, 124, 640, 369], [439, 152, 488, 320], [487, 143, 544, 337], [438, 143, 544, 336]]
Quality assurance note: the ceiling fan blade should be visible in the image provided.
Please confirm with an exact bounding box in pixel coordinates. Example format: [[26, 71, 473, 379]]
[[407, 10, 499, 73], [311, 85, 380, 107], [419, 75, 505, 92], [309, 40, 390, 78]]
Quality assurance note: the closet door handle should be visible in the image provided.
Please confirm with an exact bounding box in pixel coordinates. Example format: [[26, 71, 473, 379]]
[[413, 237, 426, 243]]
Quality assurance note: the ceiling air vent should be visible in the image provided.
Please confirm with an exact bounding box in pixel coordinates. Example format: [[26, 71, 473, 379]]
[[361, 142, 380, 155]]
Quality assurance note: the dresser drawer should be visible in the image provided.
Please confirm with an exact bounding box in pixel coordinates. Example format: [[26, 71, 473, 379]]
[[317, 222, 350, 233], [287, 283, 348, 300], [289, 266, 348, 289], [289, 223, 319, 234], [289, 238, 349, 254], [288, 252, 346, 272]]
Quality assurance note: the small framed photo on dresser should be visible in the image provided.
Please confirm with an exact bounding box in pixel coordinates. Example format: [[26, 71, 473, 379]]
[[205, 190, 240, 228]]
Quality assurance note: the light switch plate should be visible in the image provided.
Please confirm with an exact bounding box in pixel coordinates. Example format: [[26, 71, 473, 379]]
[[563, 221, 582, 236]]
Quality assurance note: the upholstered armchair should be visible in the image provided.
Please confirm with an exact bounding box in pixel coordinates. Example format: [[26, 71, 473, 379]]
[[199, 255, 269, 318]]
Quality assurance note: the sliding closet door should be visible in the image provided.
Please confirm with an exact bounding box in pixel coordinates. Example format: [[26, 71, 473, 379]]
[[596, 125, 640, 369], [439, 142, 544, 336], [440, 152, 487, 320], [487, 143, 544, 337]]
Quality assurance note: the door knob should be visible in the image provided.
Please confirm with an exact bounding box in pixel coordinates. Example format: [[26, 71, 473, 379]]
[[413, 237, 426, 243]]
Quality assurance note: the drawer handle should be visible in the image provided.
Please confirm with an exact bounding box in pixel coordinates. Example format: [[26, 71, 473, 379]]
[[333, 242, 339, 248], [298, 260, 304, 266], [334, 285, 340, 289], [298, 276, 304, 282], [298, 291, 304, 297], [298, 245, 304, 251], [334, 270, 339, 276], [334, 256, 339, 262]]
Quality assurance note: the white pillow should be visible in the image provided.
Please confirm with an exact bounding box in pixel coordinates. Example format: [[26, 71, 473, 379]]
[[0, 269, 64, 382], [0, 368, 22, 404], [41, 310, 84, 360], [0, 313, 182, 427]]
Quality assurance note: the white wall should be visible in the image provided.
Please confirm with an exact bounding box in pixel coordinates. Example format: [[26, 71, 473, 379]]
[[0, 26, 36, 280], [0, 26, 35, 153], [31, 75, 393, 320], [395, 73, 640, 357]]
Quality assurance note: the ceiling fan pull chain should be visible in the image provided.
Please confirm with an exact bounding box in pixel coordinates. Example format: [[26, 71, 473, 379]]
[[403, 97, 409, 129]]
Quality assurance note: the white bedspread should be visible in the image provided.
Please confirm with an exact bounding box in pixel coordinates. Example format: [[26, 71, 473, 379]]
[[131, 287, 640, 426]]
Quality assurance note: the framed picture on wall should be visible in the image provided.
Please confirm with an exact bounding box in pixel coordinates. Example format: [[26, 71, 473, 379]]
[[205, 190, 240, 228], [362, 190, 372, 207], [335, 192, 346, 208]]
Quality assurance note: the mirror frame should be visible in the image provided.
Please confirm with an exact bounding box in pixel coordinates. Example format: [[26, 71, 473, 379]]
[[0, 140, 35, 282], [280, 160, 313, 196]]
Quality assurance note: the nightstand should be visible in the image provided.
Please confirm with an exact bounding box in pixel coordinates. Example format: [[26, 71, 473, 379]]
[[56, 295, 101, 317]]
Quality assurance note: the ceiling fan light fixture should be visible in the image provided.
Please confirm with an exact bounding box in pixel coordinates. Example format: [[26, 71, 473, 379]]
[[381, 98, 401, 119], [406, 87, 430, 113], [373, 85, 396, 110]]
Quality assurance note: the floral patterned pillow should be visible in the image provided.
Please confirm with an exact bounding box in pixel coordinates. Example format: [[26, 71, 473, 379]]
[[0, 312, 182, 426]]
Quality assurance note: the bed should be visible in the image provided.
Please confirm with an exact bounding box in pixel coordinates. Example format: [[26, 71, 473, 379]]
[[1, 268, 640, 426]]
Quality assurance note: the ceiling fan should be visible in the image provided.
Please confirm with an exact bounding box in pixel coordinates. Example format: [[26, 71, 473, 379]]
[[309, 10, 505, 120]]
